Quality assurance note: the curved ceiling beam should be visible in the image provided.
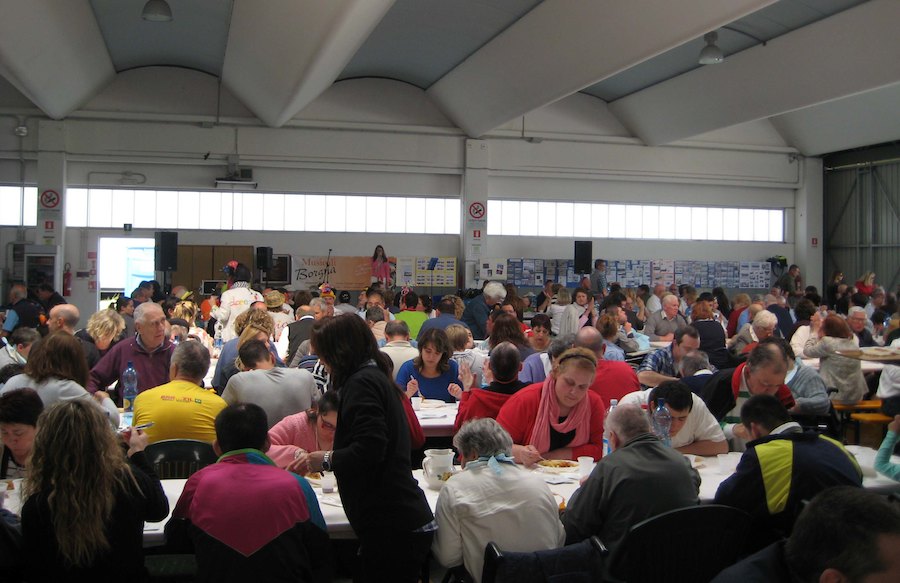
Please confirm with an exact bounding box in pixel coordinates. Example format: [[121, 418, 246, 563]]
[[609, 0, 900, 147], [0, 0, 114, 120], [222, 0, 395, 128], [426, 0, 775, 138]]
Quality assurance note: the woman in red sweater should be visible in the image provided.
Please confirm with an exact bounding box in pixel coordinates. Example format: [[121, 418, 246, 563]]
[[855, 271, 876, 297], [496, 347, 605, 464]]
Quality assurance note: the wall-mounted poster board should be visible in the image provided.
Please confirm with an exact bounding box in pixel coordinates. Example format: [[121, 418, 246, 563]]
[[480, 257, 771, 289]]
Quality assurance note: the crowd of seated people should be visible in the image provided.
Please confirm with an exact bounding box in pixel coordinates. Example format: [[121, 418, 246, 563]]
[[1, 261, 899, 581]]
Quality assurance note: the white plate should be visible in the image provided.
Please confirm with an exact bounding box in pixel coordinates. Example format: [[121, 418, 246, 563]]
[[536, 460, 579, 474], [417, 412, 447, 419], [419, 399, 446, 409]]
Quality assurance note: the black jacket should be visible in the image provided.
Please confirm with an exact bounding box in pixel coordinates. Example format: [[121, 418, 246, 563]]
[[331, 365, 433, 537], [21, 452, 168, 582]]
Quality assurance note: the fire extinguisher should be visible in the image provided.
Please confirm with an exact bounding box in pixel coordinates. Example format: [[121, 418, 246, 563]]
[[63, 263, 73, 297]]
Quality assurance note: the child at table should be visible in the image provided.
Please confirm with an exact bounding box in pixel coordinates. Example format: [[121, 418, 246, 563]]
[[875, 415, 900, 481]]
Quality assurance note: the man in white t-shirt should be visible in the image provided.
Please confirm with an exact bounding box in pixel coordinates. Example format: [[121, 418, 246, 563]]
[[619, 380, 727, 455]]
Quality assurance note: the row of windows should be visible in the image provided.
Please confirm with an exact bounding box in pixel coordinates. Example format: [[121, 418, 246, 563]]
[[0, 187, 37, 226], [66, 189, 462, 234], [1, 186, 784, 242], [486, 200, 785, 242], [0, 187, 461, 234]]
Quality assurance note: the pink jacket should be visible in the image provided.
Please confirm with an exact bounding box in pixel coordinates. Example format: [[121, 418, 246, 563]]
[[267, 412, 318, 468]]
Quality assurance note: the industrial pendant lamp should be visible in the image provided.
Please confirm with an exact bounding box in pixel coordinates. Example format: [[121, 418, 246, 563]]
[[142, 0, 173, 22], [698, 32, 724, 65]]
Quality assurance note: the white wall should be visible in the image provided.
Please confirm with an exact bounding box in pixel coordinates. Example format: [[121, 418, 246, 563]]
[[0, 73, 822, 316]]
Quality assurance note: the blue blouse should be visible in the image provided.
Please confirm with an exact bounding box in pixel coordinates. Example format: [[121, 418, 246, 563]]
[[396, 358, 461, 403]]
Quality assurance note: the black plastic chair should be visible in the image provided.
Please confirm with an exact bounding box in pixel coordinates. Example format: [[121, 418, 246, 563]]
[[481, 536, 606, 583], [604, 505, 752, 583], [791, 400, 841, 440], [144, 439, 218, 479]]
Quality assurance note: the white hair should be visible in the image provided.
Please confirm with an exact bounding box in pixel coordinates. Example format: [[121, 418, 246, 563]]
[[134, 301, 163, 324], [607, 404, 650, 442], [483, 281, 508, 303], [752, 310, 778, 330], [453, 418, 513, 458]]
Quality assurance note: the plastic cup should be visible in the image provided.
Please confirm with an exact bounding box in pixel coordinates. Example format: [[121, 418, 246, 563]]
[[321, 472, 336, 493], [577, 456, 594, 478]]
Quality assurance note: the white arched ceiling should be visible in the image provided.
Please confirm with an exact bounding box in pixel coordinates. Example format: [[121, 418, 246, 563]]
[[0, 0, 897, 157], [0, 0, 115, 119], [221, 0, 395, 127], [608, 0, 900, 147], [425, 0, 777, 138]]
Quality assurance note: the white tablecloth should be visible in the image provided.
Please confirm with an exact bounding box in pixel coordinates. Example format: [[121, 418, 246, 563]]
[[801, 357, 884, 373], [415, 401, 458, 438], [8, 445, 895, 548]]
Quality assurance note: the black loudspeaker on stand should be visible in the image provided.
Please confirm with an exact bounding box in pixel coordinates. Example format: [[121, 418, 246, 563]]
[[256, 246, 273, 272], [574, 240, 592, 274], [155, 231, 178, 272]]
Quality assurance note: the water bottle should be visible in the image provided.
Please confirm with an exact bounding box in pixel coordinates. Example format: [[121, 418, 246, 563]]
[[213, 322, 224, 358], [122, 361, 138, 413], [603, 399, 618, 456], [652, 398, 672, 447]]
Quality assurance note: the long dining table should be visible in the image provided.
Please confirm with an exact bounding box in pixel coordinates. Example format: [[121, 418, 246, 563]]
[[15, 445, 900, 547], [144, 445, 900, 545], [4, 446, 896, 548]]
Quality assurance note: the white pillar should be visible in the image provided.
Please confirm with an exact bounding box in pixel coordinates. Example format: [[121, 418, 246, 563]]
[[794, 156, 824, 292], [462, 139, 489, 289], [36, 120, 67, 289]]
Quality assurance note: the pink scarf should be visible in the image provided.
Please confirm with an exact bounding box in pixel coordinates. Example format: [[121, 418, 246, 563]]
[[527, 375, 592, 454]]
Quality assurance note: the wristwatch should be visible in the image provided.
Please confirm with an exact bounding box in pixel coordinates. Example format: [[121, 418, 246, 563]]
[[322, 450, 334, 472]]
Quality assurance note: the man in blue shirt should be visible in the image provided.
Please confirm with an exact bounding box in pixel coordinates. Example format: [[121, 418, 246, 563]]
[[637, 326, 702, 388], [417, 298, 467, 343]]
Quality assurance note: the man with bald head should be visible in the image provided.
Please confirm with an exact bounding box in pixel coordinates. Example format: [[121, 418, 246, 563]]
[[645, 284, 666, 314], [575, 326, 640, 404], [642, 294, 688, 341], [47, 303, 100, 368], [701, 339, 796, 448], [88, 302, 175, 403], [1, 284, 44, 338]]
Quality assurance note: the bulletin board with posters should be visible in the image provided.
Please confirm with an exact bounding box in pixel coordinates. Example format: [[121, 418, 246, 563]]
[[481, 256, 770, 290], [414, 257, 457, 288]]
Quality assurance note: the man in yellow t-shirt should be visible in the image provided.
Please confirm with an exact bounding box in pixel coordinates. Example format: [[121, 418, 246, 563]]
[[134, 340, 225, 443]]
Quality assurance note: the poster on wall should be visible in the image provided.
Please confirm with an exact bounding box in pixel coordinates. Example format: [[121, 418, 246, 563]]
[[396, 257, 416, 287], [292, 255, 395, 290], [415, 257, 457, 287]]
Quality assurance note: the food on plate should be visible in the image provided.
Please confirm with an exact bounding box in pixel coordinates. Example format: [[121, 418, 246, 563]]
[[305, 472, 322, 481], [5, 480, 13, 491], [537, 459, 578, 469]]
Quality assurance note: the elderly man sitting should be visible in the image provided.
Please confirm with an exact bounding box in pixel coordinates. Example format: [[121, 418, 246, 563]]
[[432, 418, 564, 582], [562, 404, 700, 551], [730, 309, 778, 356], [88, 302, 175, 402]]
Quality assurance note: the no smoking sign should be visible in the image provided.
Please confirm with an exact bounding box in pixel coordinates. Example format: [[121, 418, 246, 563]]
[[468, 202, 485, 219], [40, 189, 61, 209]]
